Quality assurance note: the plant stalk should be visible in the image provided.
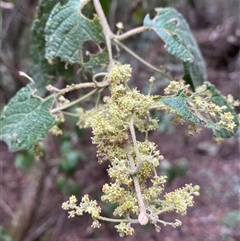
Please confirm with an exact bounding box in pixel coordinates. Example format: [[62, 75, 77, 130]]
[[112, 39, 171, 80]]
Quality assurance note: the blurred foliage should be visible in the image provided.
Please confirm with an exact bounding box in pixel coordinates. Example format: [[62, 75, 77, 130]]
[[220, 210, 240, 240], [221, 210, 240, 229], [59, 133, 86, 176], [56, 133, 86, 195], [14, 149, 35, 171], [160, 158, 188, 183], [0, 226, 12, 241]]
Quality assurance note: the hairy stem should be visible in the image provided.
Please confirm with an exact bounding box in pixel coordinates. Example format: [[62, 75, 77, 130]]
[[56, 81, 108, 96], [129, 116, 141, 164], [51, 89, 98, 114], [127, 117, 148, 225], [93, 0, 113, 67]]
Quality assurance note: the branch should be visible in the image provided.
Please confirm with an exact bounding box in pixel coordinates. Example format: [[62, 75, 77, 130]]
[[93, 0, 113, 67], [127, 117, 148, 225]]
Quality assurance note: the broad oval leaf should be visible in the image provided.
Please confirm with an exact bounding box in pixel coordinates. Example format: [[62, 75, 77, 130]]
[[44, 0, 108, 68], [31, 0, 75, 95], [143, 8, 206, 89], [0, 85, 56, 152]]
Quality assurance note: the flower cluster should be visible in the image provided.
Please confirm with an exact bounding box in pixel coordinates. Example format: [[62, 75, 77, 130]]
[[163, 184, 200, 215], [62, 194, 101, 227], [162, 81, 238, 135], [164, 80, 186, 95], [62, 63, 200, 236]]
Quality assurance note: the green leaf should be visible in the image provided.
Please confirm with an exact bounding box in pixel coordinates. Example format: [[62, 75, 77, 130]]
[[159, 82, 239, 138], [205, 82, 239, 138], [59, 151, 80, 175], [99, 0, 112, 16], [143, 8, 206, 89], [30, 0, 74, 95], [44, 0, 108, 71], [221, 210, 240, 229], [0, 85, 56, 152], [161, 95, 202, 124]]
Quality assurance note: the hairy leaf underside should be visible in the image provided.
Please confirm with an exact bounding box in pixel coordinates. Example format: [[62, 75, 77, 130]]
[[144, 8, 206, 89]]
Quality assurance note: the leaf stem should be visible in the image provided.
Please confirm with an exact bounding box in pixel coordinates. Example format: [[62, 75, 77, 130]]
[[51, 89, 98, 114], [97, 215, 138, 224], [112, 39, 171, 80], [61, 111, 79, 117], [113, 26, 148, 41]]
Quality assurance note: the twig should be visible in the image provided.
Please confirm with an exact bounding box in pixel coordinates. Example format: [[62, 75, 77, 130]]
[[112, 39, 171, 80], [56, 79, 108, 96], [113, 26, 147, 41]]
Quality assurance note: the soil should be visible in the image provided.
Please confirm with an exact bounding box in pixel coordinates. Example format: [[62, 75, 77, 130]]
[[1, 4, 240, 241]]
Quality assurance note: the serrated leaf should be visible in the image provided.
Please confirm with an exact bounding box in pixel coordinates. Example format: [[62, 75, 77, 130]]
[[0, 85, 56, 152], [161, 96, 201, 124], [44, 0, 108, 68], [143, 8, 192, 62], [205, 82, 239, 138], [143, 8, 206, 89], [30, 0, 74, 95]]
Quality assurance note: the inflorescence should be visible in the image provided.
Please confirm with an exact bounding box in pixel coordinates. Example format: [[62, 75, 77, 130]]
[[62, 62, 237, 236]]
